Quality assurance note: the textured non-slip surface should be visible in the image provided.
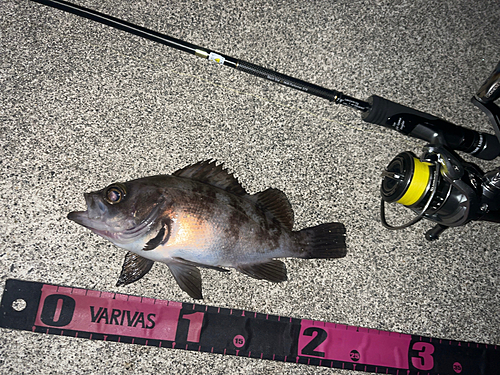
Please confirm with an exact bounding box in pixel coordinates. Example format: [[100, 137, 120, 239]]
[[1, 0, 499, 374]]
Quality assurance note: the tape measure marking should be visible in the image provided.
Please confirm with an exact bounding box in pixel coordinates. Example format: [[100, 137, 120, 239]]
[[1, 279, 498, 374]]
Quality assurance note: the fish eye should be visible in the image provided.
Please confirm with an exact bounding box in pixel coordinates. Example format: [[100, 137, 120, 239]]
[[105, 183, 127, 205]]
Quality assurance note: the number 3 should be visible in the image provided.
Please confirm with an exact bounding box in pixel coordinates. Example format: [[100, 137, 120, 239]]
[[411, 342, 434, 370]]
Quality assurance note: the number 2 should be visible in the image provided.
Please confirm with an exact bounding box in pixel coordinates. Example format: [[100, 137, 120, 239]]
[[300, 327, 328, 357]]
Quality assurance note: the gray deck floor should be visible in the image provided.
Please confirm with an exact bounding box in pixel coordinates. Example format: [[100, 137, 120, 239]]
[[1, 0, 499, 374]]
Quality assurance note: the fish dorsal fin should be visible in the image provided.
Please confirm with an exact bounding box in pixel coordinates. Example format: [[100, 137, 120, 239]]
[[252, 188, 294, 230], [173, 160, 246, 196]]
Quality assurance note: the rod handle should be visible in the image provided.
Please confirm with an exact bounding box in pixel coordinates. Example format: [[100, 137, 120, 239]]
[[361, 95, 500, 160]]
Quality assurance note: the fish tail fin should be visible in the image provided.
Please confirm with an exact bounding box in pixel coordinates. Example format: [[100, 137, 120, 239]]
[[294, 223, 347, 259]]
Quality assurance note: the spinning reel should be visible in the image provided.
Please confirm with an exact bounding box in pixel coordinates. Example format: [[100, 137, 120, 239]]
[[380, 62, 500, 240]]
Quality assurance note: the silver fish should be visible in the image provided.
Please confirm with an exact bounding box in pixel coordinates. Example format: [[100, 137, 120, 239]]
[[68, 161, 346, 298]]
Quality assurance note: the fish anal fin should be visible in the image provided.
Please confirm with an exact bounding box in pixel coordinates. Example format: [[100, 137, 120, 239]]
[[173, 160, 246, 196], [116, 251, 154, 286], [237, 260, 287, 283], [252, 188, 294, 230], [172, 257, 229, 272], [167, 261, 203, 299]]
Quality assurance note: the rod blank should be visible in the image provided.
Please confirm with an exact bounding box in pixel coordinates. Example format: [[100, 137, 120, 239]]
[[30, 0, 371, 111]]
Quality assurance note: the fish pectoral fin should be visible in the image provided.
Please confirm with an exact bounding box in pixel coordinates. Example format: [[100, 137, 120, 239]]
[[116, 251, 155, 287], [167, 261, 203, 299], [143, 220, 171, 251], [237, 260, 287, 283], [172, 257, 230, 272]]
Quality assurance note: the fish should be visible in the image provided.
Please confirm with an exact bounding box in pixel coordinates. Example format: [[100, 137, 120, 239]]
[[68, 161, 347, 299]]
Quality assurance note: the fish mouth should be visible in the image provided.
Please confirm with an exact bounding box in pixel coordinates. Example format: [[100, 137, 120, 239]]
[[67, 193, 112, 234], [67, 210, 118, 239], [67, 194, 165, 243]]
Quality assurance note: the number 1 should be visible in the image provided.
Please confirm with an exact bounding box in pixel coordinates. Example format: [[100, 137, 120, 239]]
[[181, 312, 204, 342]]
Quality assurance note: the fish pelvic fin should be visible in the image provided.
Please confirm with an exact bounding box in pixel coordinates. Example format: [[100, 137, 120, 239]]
[[237, 260, 287, 283], [167, 261, 203, 299], [295, 223, 347, 259], [116, 251, 155, 286], [252, 188, 294, 230]]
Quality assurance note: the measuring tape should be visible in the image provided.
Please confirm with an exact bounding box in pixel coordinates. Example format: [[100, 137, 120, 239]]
[[1, 279, 498, 374]]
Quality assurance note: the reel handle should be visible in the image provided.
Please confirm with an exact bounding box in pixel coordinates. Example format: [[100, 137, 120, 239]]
[[475, 61, 500, 104], [361, 95, 500, 160]]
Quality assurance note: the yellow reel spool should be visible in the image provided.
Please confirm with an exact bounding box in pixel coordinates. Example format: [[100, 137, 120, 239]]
[[397, 157, 431, 206]]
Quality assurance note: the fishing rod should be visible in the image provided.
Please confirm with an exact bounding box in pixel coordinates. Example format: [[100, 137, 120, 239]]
[[30, 0, 500, 240], [31, 0, 498, 159]]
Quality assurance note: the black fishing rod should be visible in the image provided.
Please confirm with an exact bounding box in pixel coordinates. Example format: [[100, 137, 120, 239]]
[[30, 0, 500, 240], [30, 0, 499, 161]]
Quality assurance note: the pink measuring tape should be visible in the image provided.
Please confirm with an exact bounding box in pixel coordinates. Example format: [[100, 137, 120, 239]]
[[1, 280, 498, 374]]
